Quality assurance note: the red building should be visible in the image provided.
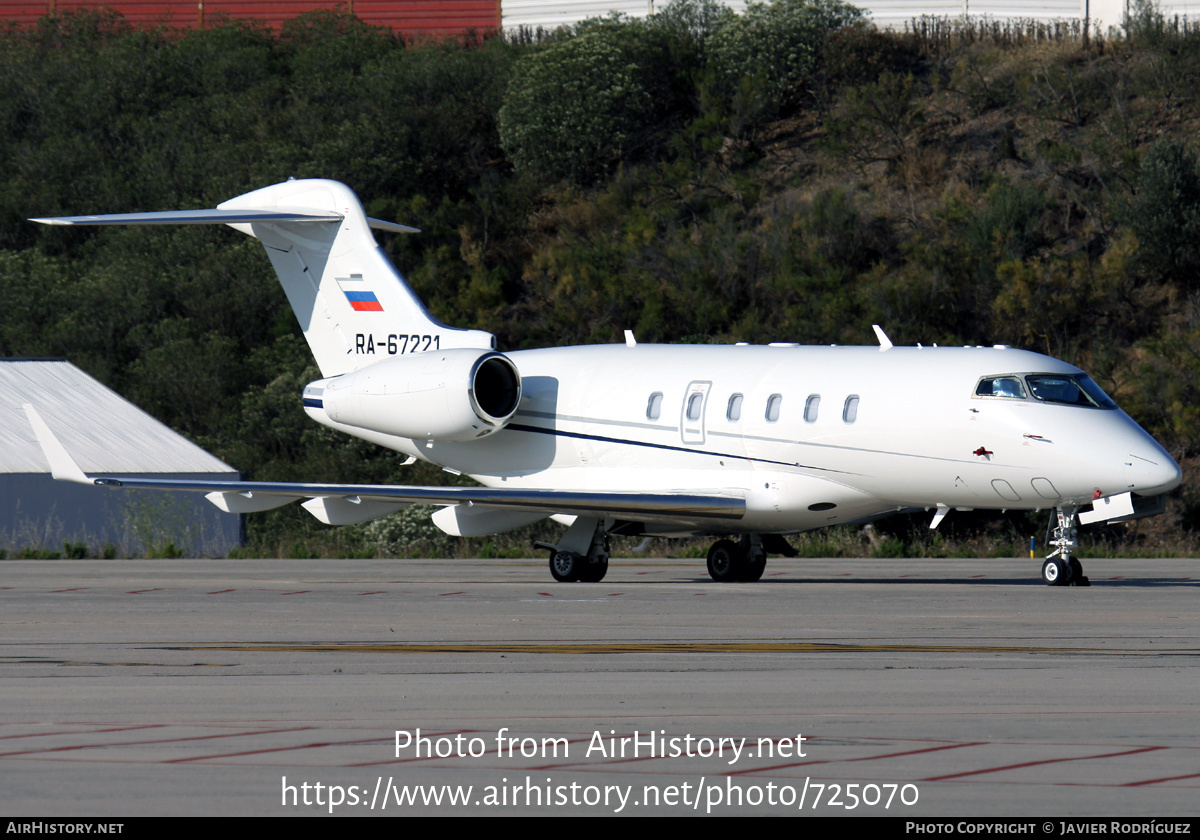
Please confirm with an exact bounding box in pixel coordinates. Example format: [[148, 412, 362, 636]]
[[0, 0, 500, 36]]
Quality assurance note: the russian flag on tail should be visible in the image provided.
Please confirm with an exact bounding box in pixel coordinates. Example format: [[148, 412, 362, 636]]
[[345, 290, 383, 312], [336, 275, 383, 312]]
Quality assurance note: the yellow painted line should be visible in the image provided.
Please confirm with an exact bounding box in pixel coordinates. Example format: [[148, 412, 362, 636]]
[[171, 642, 1198, 656]]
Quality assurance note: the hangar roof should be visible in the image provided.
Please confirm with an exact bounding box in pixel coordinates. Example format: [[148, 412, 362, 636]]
[[0, 359, 236, 475]]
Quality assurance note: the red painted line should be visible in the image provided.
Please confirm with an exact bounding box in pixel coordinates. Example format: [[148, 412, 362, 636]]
[[279, 591, 311, 596], [207, 589, 236, 594], [0, 726, 313, 759], [636, 572, 649, 575], [921, 745, 1165, 781], [357, 591, 386, 596], [50, 588, 87, 592], [527, 735, 657, 770], [127, 588, 164, 594], [0, 724, 161, 744], [168, 735, 381, 763], [347, 730, 492, 767], [731, 740, 988, 776], [438, 592, 466, 597], [607, 593, 623, 597], [1124, 770, 1200, 786], [349, 754, 481, 767], [969, 575, 987, 579], [537, 592, 553, 597], [528, 733, 833, 773]]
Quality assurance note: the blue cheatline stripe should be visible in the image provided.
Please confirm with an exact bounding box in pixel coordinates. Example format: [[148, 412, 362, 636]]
[[505, 423, 844, 474]]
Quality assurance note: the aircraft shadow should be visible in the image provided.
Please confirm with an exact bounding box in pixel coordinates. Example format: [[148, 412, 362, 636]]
[[681, 576, 1200, 588]]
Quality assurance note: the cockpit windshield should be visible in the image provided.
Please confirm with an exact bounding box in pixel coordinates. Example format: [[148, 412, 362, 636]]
[[974, 373, 1117, 409], [975, 376, 1027, 399], [1027, 374, 1116, 408]]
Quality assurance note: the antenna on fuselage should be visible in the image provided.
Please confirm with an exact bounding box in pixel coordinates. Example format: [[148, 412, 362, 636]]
[[872, 325, 893, 350]]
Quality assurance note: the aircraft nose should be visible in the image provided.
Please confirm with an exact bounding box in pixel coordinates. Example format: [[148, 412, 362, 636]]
[[1125, 449, 1182, 496]]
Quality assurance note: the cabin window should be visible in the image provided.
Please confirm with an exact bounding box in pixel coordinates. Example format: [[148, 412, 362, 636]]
[[646, 392, 663, 420], [686, 393, 704, 421], [804, 394, 820, 423], [727, 394, 743, 422], [765, 394, 782, 422], [843, 395, 859, 423]]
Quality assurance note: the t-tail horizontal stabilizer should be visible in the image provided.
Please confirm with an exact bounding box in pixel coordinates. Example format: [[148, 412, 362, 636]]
[[28, 208, 419, 234], [30, 179, 489, 379]]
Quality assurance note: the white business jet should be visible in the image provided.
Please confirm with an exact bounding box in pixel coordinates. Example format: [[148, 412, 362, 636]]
[[28, 179, 1182, 586]]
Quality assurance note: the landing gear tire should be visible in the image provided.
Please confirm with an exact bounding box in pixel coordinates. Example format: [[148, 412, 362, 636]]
[[550, 551, 584, 582], [1069, 558, 1090, 587], [740, 554, 766, 582], [707, 539, 744, 583], [578, 555, 609, 583], [1041, 557, 1073, 587], [1042, 506, 1087, 587]]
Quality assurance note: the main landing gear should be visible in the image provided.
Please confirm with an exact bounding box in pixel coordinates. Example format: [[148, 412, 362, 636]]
[[536, 517, 610, 583], [706, 535, 768, 583], [545, 545, 609, 583], [1041, 506, 1090, 587]]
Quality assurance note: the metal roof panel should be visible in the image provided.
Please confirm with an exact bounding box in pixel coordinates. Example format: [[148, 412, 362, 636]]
[[0, 360, 236, 475]]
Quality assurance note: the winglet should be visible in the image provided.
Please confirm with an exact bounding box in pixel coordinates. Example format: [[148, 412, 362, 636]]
[[22, 404, 93, 485]]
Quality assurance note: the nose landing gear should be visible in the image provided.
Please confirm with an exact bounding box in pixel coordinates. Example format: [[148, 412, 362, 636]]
[[1042, 506, 1090, 587]]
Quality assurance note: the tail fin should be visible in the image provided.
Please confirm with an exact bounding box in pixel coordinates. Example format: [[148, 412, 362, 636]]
[[32, 179, 495, 377]]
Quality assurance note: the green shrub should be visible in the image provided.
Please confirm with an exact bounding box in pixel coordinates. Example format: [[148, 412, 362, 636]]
[[705, 0, 863, 129], [821, 20, 919, 89], [499, 30, 653, 185], [824, 70, 923, 172], [1129, 140, 1200, 284], [967, 182, 1047, 262], [365, 505, 457, 558], [650, 0, 735, 49]]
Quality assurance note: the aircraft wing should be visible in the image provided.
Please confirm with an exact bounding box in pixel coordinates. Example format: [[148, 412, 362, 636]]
[[88, 476, 744, 524], [23, 405, 744, 526]]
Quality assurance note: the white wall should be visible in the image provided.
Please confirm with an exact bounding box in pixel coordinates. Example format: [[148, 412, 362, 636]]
[[502, 0, 1198, 33]]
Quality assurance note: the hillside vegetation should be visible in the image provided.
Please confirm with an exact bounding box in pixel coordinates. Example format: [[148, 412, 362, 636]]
[[2, 1, 1199, 557]]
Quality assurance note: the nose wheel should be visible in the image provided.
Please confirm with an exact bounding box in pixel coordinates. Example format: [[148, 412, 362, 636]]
[[1041, 557, 1072, 585], [1042, 507, 1090, 587]]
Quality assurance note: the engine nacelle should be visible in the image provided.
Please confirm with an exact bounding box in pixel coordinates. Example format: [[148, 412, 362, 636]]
[[308, 349, 521, 442]]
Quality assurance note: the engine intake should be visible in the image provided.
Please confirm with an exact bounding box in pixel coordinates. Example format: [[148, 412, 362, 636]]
[[311, 349, 521, 442]]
